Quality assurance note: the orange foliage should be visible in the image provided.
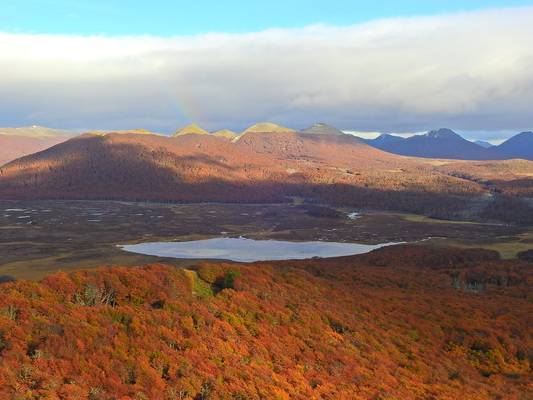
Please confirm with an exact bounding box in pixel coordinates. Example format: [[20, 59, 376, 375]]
[[0, 133, 486, 213], [0, 246, 531, 399]]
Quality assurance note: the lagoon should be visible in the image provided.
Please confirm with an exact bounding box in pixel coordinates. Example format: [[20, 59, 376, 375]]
[[118, 237, 400, 262]]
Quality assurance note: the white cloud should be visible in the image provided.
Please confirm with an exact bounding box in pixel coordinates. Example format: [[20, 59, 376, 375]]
[[344, 131, 383, 140], [0, 7, 532, 137]]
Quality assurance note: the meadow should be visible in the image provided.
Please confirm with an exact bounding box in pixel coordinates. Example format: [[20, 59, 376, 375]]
[[1, 200, 529, 280]]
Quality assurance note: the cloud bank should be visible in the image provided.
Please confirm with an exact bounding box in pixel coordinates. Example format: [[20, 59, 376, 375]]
[[1, 7, 532, 136]]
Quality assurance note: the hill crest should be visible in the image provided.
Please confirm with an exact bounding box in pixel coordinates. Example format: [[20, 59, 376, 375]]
[[174, 123, 210, 137], [242, 122, 295, 135], [300, 123, 345, 136], [495, 131, 533, 160], [212, 129, 238, 139], [0, 125, 75, 138]]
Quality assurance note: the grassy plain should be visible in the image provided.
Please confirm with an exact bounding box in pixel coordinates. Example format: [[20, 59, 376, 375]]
[[0, 200, 530, 279]]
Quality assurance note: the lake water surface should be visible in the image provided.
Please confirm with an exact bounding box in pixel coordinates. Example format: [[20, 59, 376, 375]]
[[118, 237, 400, 262]]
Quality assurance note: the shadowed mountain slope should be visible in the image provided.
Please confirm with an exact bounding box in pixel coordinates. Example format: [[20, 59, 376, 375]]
[[0, 132, 488, 213], [494, 131, 533, 160], [365, 129, 502, 160], [367, 133, 405, 147], [364, 129, 533, 161], [474, 140, 493, 149]]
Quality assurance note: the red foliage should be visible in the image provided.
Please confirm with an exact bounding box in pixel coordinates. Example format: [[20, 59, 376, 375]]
[[0, 246, 531, 399], [0, 133, 486, 210]]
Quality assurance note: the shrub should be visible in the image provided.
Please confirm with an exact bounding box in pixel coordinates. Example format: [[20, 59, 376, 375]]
[[0, 275, 15, 284], [0, 332, 7, 354], [223, 270, 241, 290], [73, 283, 116, 306], [517, 249, 533, 263], [0, 305, 19, 321]]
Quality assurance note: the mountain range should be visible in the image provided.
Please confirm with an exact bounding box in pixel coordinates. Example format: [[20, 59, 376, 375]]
[[0, 125, 75, 138], [493, 131, 533, 160], [0, 129, 466, 204], [0, 125, 531, 223], [362, 128, 533, 160], [1, 124, 531, 167], [174, 122, 294, 139], [0, 126, 76, 166], [474, 140, 493, 148]]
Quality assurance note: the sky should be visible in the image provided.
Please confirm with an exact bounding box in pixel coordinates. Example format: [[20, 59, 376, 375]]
[[1, 1, 533, 141], [3, 1, 533, 36]]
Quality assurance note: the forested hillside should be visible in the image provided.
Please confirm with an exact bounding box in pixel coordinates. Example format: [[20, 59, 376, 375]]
[[0, 246, 531, 399], [1, 131, 531, 222]]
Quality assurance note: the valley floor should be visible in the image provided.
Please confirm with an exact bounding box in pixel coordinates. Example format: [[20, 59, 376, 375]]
[[0, 200, 531, 280]]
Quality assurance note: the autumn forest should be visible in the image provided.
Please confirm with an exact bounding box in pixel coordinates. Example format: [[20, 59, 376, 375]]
[[0, 245, 531, 399]]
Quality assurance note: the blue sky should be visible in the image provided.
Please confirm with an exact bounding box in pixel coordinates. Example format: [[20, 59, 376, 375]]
[[2, 0, 533, 35]]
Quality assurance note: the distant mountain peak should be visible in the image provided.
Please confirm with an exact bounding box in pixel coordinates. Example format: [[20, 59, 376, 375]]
[[242, 122, 294, 134], [425, 128, 461, 139], [301, 123, 345, 136], [499, 131, 533, 143], [363, 128, 504, 160], [474, 140, 493, 149], [0, 126, 76, 138], [495, 131, 533, 160], [85, 128, 160, 137], [372, 133, 405, 144], [377, 133, 400, 139], [174, 123, 209, 137]]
